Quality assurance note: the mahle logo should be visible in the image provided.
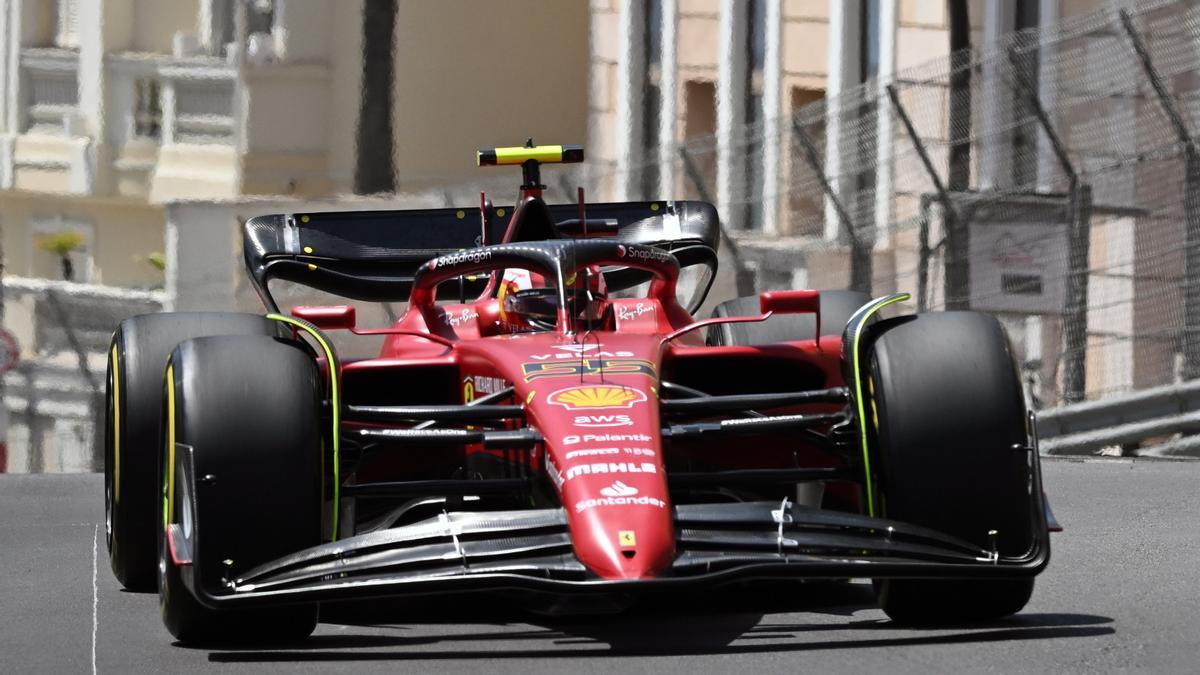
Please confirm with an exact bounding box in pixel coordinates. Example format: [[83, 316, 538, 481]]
[[549, 385, 647, 410]]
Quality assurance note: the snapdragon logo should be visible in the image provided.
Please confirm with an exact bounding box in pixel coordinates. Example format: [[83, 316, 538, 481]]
[[429, 249, 491, 269], [617, 245, 672, 263]]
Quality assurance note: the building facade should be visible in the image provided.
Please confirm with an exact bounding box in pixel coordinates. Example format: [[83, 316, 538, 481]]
[[0, 0, 590, 473], [585, 0, 1122, 237], [0, 0, 589, 290]]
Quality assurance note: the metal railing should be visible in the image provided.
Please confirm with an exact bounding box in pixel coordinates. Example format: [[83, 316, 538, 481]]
[[19, 48, 80, 136], [1037, 380, 1200, 456]]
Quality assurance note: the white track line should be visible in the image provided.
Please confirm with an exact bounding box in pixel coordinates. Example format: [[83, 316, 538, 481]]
[[91, 524, 99, 675]]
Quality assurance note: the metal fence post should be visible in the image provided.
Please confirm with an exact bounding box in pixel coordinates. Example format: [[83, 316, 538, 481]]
[[1006, 45, 1088, 402], [1062, 184, 1092, 402], [885, 84, 965, 308], [916, 194, 934, 311], [790, 118, 871, 294], [1118, 9, 1200, 381]]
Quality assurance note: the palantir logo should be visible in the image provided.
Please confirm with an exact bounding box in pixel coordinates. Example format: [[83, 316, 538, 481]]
[[600, 481, 638, 498]]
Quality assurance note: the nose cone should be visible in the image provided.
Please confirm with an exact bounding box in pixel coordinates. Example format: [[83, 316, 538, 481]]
[[551, 451, 675, 578], [544, 419, 676, 579], [486, 332, 677, 580]]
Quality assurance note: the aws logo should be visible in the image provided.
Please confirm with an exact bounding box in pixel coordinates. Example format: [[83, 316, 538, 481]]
[[573, 414, 633, 427]]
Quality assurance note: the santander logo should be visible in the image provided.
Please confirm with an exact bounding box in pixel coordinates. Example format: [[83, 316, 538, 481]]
[[599, 481, 638, 498]]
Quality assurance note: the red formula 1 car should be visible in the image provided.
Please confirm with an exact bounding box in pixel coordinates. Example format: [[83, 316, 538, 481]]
[[103, 144, 1051, 644]]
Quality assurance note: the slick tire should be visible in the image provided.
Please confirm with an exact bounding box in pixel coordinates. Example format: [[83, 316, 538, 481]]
[[160, 335, 321, 645], [866, 312, 1039, 624], [105, 312, 282, 591], [706, 290, 870, 346]]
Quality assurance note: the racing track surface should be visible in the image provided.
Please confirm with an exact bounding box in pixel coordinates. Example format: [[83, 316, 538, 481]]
[[2, 457, 1198, 673]]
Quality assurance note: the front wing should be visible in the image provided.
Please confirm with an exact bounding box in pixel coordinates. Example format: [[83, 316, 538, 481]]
[[167, 445, 1051, 610]]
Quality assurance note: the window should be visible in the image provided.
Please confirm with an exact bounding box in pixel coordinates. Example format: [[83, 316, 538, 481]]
[[55, 0, 79, 49], [641, 0, 663, 199], [205, 0, 236, 56], [31, 217, 94, 283], [683, 81, 717, 201], [789, 87, 826, 236], [25, 69, 78, 134], [174, 81, 236, 144], [860, 0, 881, 82], [1011, 0, 1041, 188], [133, 79, 162, 140], [248, 0, 276, 37], [852, 0, 881, 243], [743, 0, 767, 230], [203, 0, 277, 58]]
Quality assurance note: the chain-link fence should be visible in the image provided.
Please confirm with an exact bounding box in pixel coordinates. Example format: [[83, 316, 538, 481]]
[[602, 0, 1200, 409]]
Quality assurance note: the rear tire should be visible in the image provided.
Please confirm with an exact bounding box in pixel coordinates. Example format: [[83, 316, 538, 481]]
[[707, 290, 869, 345], [105, 313, 281, 591], [866, 312, 1039, 624], [159, 335, 321, 645]]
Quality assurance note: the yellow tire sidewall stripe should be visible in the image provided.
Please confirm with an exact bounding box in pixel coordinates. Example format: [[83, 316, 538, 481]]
[[850, 293, 911, 517], [163, 362, 175, 530], [110, 343, 121, 504], [265, 314, 341, 541]]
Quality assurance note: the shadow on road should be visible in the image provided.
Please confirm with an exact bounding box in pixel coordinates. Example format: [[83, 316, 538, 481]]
[[203, 583, 1115, 663]]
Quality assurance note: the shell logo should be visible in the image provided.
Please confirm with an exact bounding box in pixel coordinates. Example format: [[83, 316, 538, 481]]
[[548, 385, 648, 410]]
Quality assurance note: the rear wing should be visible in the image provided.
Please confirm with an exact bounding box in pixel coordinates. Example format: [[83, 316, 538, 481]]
[[243, 200, 718, 311]]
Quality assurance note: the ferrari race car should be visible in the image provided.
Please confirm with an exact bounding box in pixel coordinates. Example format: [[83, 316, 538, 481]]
[[104, 144, 1051, 644]]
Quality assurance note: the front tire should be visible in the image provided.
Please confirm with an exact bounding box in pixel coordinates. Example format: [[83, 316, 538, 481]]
[[866, 312, 1040, 623], [159, 335, 321, 645], [105, 312, 281, 591]]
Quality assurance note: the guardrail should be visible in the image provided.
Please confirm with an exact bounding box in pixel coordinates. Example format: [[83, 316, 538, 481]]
[[1036, 380, 1200, 457]]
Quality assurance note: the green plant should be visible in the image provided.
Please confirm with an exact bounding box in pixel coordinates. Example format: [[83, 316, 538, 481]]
[[35, 231, 86, 281], [145, 252, 166, 272]]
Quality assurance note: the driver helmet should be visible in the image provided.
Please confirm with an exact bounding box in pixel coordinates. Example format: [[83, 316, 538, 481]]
[[497, 267, 607, 333]]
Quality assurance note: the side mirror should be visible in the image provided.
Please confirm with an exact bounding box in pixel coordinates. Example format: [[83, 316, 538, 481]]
[[759, 289, 820, 315], [292, 305, 356, 331], [760, 290, 820, 342]]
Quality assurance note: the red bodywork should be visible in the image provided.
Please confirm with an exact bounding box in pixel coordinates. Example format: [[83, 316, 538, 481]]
[[324, 290, 845, 582], [290, 179, 849, 583]]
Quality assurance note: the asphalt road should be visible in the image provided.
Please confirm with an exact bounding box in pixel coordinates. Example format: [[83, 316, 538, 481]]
[[2, 457, 1198, 673]]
